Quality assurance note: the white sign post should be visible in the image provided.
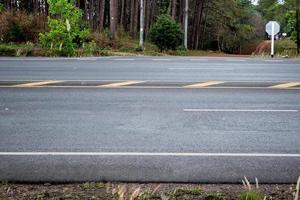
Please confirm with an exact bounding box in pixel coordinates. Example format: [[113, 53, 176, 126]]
[[266, 21, 280, 58]]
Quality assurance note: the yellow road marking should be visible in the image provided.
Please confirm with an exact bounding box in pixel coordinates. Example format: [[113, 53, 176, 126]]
[[14, 80, 64, 87], [98, 81, 145, 88], [184, 81, 225, 88], [270, 82, 300, 89]]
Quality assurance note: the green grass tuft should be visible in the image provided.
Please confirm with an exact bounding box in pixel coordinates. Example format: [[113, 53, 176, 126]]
[[239, 191, 264, 200]]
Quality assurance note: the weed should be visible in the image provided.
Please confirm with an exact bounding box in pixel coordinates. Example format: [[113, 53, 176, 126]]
[[171, 188, 204, 199], [205, 192, 226, 200], [239, 191, 263, 200], [36, 191, 50, 200], [61, 193, 77, 200], [0, 181, 8, 187], [136, 192, 151, 200], [81, 182, 105, 190]]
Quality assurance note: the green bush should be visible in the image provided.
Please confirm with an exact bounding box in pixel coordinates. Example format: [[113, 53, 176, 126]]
[[149, 14, 183, 52], [39, 0, 89, 56], [275, 38, 298, 57], [82, 40, 97, 56]]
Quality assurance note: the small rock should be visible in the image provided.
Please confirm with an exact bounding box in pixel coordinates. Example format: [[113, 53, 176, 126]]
[[5, 108, 9, 111], [44, 183, 51, 186]]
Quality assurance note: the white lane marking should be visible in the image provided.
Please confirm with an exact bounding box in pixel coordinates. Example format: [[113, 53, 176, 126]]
[[152, 59, 171, 61], [168, 67, 234, 70], [184, 109, 299, 112], [225, 59, 246, 61], [0, 152, 300, 157], [77, 58, 97, 61], [264, 60, 284, 62], [189, 59, 209, 61], [114, 58, 135, 61]]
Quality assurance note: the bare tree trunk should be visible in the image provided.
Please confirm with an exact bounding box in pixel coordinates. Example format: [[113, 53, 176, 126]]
[[98, 0, 105, 32], [110, 0, 118, 36], [145, 0, 151, 36], [171, 0, 177, 20], [130, 0, 138, 37]]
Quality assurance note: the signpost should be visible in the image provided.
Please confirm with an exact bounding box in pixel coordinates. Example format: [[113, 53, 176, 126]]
[[266, 21, 280, 58]]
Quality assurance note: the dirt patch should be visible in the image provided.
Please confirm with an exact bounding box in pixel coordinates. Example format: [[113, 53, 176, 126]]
[[0, 182, 297, 200]]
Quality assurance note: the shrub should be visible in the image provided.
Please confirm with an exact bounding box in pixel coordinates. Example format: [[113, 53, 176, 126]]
[[275, 38, 298, 57], [149, 14, 183, 52], [88, 31, 113, 49], [39, 0, 89, 56], [0, 11, 45, 43], [82, 40, 98, 56]]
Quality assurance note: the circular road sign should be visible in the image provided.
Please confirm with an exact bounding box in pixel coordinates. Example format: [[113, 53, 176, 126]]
[[266, 21, 280, 36]]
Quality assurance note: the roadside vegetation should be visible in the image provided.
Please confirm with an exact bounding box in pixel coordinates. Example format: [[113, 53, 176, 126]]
[[1, 177, 300, 200], [0, 0, 298, 57]]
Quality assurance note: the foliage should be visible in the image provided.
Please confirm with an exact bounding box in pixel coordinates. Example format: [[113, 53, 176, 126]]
[[0, 3, 4, 12], [239, 191, 263, 200], [0, 43, 34, 56], [82, 41, 98, 56], [149, 14, 183, 52], [275, 38, 298, 57], [0, 11, 45, 43], [202, 0, 259, 54], [257, 0, 298, 41], [39, 0, 89, 56]]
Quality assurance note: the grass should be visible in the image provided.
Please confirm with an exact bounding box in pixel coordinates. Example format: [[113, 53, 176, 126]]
[[0, 40, 237, 57], [168, 188, 225, 200], [239, 191, 264, 200], [0, 43, 34, 56], [81, 182, 106, 190]]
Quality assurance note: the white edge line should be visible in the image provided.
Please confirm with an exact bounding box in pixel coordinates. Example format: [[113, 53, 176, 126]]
[[114, 59, 135, 61], [0, 152, 300, 157], [183, 109, 299, 112]]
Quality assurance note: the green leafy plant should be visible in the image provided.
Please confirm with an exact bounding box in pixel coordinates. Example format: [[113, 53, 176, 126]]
[[149, 14, 183, 52], [39, 0, 89, 56]]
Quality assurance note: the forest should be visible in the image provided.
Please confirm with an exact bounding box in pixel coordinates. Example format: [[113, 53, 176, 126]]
[[0, 0, 299, 56]]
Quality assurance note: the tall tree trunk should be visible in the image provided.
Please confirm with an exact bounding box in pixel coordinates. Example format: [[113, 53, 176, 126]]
[[130, 0, 138, 37], [171, 0, 177, 20], [110, 0, 118, 37], [97, 0, 105, 32], [191, 0, 205, 49], [120, 0, 125, 29]]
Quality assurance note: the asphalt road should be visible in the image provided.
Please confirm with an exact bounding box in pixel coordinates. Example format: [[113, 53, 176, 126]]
[[0, 57, 300, 183], [0, 56, 300, 81]]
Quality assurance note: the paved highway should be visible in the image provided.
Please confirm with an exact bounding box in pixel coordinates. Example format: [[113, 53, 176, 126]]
[[0, 56, 300, 81], [0, 57, 299, 183]]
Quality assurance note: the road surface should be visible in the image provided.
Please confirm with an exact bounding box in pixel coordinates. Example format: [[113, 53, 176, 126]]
[[0, 57, 299, 183]]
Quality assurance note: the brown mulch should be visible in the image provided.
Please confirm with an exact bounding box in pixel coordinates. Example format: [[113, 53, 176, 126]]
[[0, 182, 297, 200]]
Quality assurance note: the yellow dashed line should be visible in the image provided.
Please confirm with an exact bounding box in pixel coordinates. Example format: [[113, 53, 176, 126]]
[[184, 81, 225, 88], [14, 80, 64, 87], [97, 81, 145, 88], [270, 82, 300, 89]]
